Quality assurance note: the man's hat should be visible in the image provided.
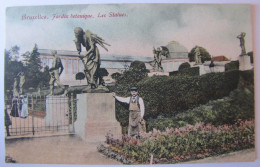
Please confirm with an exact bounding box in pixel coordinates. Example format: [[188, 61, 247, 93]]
[[130, 87, 138, 91]]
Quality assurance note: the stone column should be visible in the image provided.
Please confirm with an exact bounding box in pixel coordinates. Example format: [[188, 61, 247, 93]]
[[239, 55, 253, 71], [45, 95, 69, 127], [75, 93, 122, 143]]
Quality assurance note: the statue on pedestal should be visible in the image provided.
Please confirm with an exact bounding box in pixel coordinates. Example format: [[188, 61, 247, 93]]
[[237, 32, 247, 56], [194, 46, 202, 64], [152, 46, 169, 72], [74, 27, 110, 89], [17, 72, 25, 94], [49, 50, 67, 95], [13, 77, 19, 97]]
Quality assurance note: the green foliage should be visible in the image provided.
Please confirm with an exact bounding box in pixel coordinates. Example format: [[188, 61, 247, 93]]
[[225, 61, 239, 72], [146, 86, 254, 131], [24, 44, 42, 89], [188, 46, 211, 63], [106, 120, 255, 164], [68, 94, 77, 124], [111, 72, 121, 81], [76, 72, 85, 80], [4, 49, 25, 98], [4, 44, 53, 97], [238, 70, 254, 88], [114, 61, 149, 128], [170, 66, 199, 76], [178, 62, 191, 71], [137, 70, 239, 120]]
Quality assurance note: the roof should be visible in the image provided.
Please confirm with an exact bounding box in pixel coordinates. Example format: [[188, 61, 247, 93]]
[[38, 49, 153, 63], [164, 41, 189, 59], [212, 55, 229, 61]]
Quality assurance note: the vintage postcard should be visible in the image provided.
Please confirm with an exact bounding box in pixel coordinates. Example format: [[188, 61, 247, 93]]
[[2, 2, 257, 166]]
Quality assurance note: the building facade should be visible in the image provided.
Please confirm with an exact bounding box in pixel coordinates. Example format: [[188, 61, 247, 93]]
[[161, 41, 189, 72], [39, 49, 153, 86]]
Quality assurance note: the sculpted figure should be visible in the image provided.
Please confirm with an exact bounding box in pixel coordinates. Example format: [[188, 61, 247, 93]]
[[237, 32, 246, 55], [13, 77, 19, 97], [194, 46, 202, 64], [153, 46, 169, 71], [74, 27, 110, 89], [17, 72, 25, 94], [49, 50, 67, 95]]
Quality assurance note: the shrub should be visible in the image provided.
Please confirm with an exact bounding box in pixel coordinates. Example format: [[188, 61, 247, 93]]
[[188, 46, 211, 63], [101, 120, 255, 164], [225, 61, 239, 71], [170, 66, 199, 76], [178, 62, 191, 71], [138, 70, 239, 119], [146, 86, 254, 131]]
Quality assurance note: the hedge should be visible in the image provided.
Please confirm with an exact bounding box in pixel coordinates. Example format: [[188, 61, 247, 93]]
[[169, 66, 199, 76], [138, 70, 240, 119], [146, 86, 255, 131]]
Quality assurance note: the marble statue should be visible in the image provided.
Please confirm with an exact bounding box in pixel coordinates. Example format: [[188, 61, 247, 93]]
[[49, 50, 67, 95], [237, 32, 247, 56]]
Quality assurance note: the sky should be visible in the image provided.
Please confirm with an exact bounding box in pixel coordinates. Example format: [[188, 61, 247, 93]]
[[5, 3, 253, 60]]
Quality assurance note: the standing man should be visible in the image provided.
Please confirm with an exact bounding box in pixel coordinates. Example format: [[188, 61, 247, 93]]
[[112, 87, 145, 137], [49, 50, 67, 95]]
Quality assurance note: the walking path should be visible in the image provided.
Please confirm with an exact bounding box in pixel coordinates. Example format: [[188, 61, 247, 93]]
[[5, 134, 256, 165], [5, 134, 121, 165], [180, 148, 256, 164]]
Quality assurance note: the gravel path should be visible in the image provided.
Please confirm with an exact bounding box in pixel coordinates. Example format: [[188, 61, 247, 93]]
[[5, 135, 121, 165], [180, 148, 256, 164], [5, 135, 255, 165]]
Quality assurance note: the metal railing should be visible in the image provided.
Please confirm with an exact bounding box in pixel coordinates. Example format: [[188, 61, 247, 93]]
[[4, 94, 77, 137]]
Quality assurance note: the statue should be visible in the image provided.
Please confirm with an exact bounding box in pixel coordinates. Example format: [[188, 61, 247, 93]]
[[194, 46, 202, 64], [74, 27, 110, 89], [237, 32, 247, 56], [17, 72, 25, 94], [152, 46, 169, 71], [13, 77, 19, 97], [49, 50, 67, 95]]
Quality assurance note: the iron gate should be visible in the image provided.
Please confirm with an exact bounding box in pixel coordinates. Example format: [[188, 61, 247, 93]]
[[4, 94, 77, 137]]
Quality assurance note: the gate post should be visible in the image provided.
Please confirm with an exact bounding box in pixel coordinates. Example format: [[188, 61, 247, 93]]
[[70, 93, 75, 133]]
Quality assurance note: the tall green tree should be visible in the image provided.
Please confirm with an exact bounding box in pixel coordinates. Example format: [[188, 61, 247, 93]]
[[188, 46, 211, 63], [24, 44, 42, 89]]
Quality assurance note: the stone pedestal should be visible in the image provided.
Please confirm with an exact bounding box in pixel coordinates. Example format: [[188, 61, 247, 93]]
[[148, 71, 169, 77], [194, 64, 206, 76], [239, 55, 253, 71], [45, 95, 69, 126], [75, 93, 122, 143]]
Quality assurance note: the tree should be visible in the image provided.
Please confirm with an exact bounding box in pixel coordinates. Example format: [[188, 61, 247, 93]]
[[188, 46, 211, 63], [21, 51, 31, 66], [9, 45, 20, 61], [178, 62, 191, 71], [4, 49, 25, 98], [117, 61, 149, 86], [24, 44, 42, 89], [111, 72, 121, 81]]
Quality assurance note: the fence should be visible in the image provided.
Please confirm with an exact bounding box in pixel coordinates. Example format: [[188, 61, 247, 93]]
[[4, 94, 77, 137]]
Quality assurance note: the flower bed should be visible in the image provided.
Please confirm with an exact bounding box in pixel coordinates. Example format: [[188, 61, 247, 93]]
[[98, 120, 254, 164]]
